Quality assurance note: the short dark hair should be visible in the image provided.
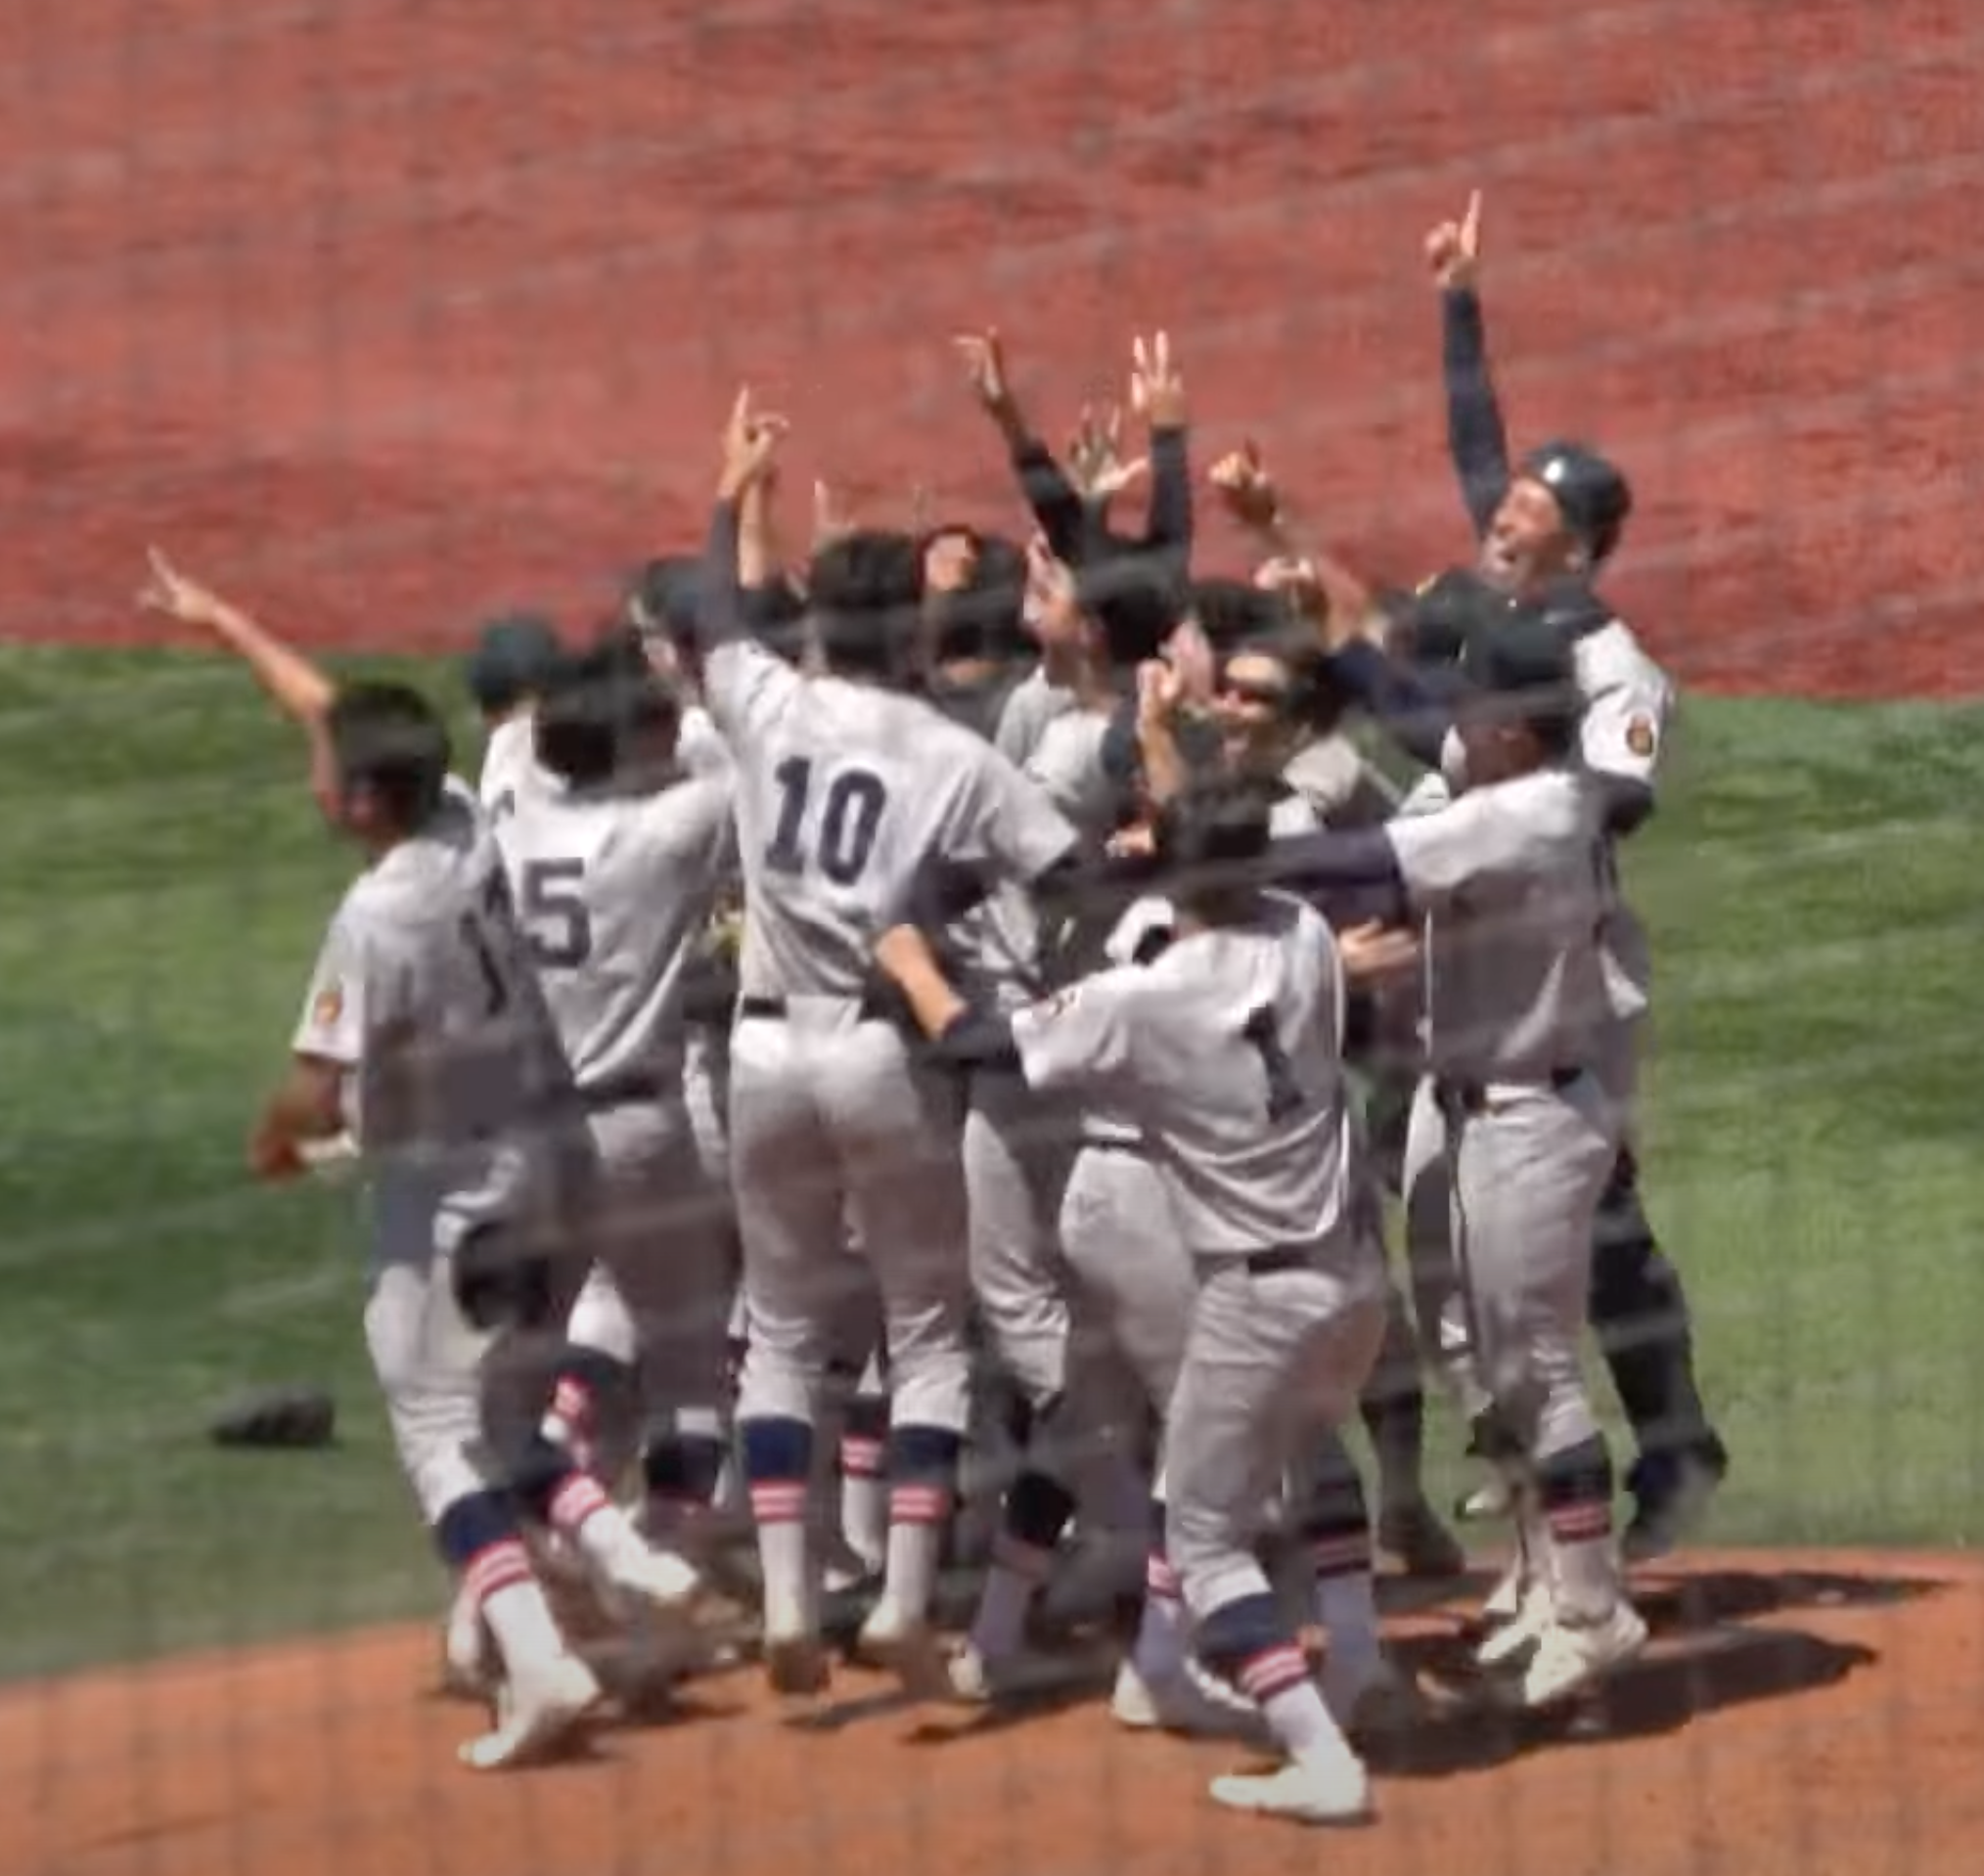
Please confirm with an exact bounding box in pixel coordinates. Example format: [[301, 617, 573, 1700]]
[[1460, 603, 1581, 754], [327, 682, 451, 826], [463, 612, 562, 718], [1224, 627, 1344, 732], [807, 530, 924, 681], [928, 534, 1029, 667], [1153, 770, 1276, 917], [533, 639, 681, 787], [1191, 577, 1279, 651], [623, 557, 702, 656]]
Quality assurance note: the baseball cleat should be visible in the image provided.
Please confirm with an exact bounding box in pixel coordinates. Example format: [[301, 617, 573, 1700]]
[[1208, 1759, 1374, 1826], [1517, 1602, 1648, 1709], [1110, 1658, 1272, 1745], [1480, 1555, 1530, 1625], [1622, 1450, 1727, 1565], [458, 1653, 603, 1771], [853, 1605, 953, 1702], [944, 1639, 1092, 1708], [764, 1628, 832, 1698], [1476, 1578, 1554, 1670], [1378, 1500, 1467, 1578], [1455, 1475, 1514, 1524]]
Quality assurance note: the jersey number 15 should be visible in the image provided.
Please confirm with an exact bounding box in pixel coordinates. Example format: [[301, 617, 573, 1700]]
[[763, 757, 888, 886]]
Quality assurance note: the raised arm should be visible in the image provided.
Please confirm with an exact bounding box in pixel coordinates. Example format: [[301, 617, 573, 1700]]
[[138, 550, 337, 731], [1129, 331, 1193, 558], [955, 328, 1090, 560], [695, 389, 789, 656], [1425, 191, 1511, 537]]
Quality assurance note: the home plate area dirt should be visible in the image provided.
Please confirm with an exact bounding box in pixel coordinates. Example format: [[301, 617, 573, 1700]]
[[2, 1548, 1978, 1876]]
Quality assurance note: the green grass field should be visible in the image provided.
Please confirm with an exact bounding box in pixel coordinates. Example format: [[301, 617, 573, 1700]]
[[0, 646, 1977, 1682]]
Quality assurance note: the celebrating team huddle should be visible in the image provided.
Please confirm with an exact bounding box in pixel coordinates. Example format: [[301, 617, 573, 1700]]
[[140, 195, 1727, 1828]]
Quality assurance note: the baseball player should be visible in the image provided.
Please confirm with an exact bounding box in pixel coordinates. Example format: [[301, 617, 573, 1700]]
[[140, 558, 713, 1769], [874, 773, 1406, 1827], [494, 640, 740, 1557], [691, 395, 1082, 1699], [465, 611, 564, 820], [1426, 189, 1728, 1554], [1238, 587, 1649, 1707]]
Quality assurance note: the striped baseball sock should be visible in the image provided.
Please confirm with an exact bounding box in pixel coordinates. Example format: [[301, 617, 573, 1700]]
[[1131, 1547, 1189, 1681], [1309, 1527, 1381, 1680], [467, 1540, 565, 1675]]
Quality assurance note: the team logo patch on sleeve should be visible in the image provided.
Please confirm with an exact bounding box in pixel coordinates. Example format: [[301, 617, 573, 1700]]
[[311, 984, 344, 1029], [1625, 715, 1657, 758]]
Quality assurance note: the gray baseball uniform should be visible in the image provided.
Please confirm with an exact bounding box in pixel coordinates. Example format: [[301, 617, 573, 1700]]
[[294, 778, 582, 1528], [1389, 768, 1621, 1469], [1008, 893, 1388, 1628], [494, 767, 739, 1475], [703, 631, 1078, 1441]]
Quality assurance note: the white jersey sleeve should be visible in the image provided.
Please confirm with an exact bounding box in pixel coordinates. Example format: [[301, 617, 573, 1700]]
[[1022, 710, 1119, 849], [1575, 618, 1673, 795], [678, 703, 733, 777], [1386, 769, 1592, 907], [704, 638, 801, 748], [293, 906, 383, 1067], [1010, 969, 1143, 1098]]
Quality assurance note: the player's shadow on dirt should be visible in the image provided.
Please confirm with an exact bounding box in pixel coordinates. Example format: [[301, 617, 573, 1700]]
[[1367, 1565, 1937, 1779]]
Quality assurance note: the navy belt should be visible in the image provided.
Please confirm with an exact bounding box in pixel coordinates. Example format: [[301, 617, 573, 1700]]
[[577, 1073, 669, 1112], [1441, 1067, 1584, 1116], [738, 993, 894, 1023], [1242, 1247, 1316, 1277]]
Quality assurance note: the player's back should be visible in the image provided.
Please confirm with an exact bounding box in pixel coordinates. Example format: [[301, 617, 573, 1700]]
[[1109, 893, 1363, 1268], [1397, 767, 1611, 1084], [496, 770, 736, 1094], [723, 660, 1068, 1000], [333, 782, 576, 1232]]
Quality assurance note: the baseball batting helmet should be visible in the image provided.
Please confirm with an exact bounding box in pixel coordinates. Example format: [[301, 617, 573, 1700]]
[[1520, 440, 1633, 564]]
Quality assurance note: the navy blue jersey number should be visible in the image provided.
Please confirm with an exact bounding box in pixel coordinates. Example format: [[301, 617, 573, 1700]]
[[764, 757, 887, 885]]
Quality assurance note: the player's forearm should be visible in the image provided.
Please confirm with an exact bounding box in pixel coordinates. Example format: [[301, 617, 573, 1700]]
[[738, 478, 781, 590], [696, 500, 750, 650], [1142, 424, 1193, 556], [1441, 286, 1511, 537], [1009, 436, 1089, 562], [1326, 640, 1453, 771], [207, 601, 337, 728]]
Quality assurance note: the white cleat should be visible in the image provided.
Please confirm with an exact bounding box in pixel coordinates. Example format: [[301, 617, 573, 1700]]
[[1519, 1602, 1648, 1709], [458, 1654, 603, 1771], [854, 1604, 952, 1702], [1477, 1578, 1554, 1670], [1208, 1758, 1374, 1826], [1481, 1555, 1528, 1624], [1457, 1475, 1514, 1524], [1110, 1658, 1271, 1745], [944, 1639, 1090, 1709], [440, 1590, 498, 1703]]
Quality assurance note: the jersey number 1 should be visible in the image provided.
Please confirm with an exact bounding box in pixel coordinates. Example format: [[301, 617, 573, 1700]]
[[1243, 1005, 1306, 1121], [763, 757, 887, 886]]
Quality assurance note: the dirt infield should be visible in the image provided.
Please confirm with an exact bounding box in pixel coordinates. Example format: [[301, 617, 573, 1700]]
[[0, 0, 1978, 695], [0, 1549, 1977, 1876]]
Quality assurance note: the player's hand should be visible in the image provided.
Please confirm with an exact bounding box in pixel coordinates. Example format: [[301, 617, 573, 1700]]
[[248, 1123, 309, 1183], [1135, 656, 1186, 728], [718, 387, 788, 499], [1337, 920, 1420, 986], [1424, 189, 1484, 291], [137, 547, 230, 629], [1023, 532, 1082, 644], [1255, 554, 1324, 614], [953, 328, 1014, 413], [812, 477, 856, 549], [1129, 331, 1187, 429], [1066, 405, 1150, 505], [1162, 615, 1217, 708], [1106, 822, 1156, 859], [1208, 440, 1282, 533]]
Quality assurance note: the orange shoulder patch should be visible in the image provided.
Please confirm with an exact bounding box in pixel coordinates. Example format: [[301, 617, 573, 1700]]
[[311, 984, 344, 1029], [1625, 715, 1656, 758]]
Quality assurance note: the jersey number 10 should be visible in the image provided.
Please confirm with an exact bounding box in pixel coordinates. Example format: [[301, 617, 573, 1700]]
[[763, 757, 888, 886]]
